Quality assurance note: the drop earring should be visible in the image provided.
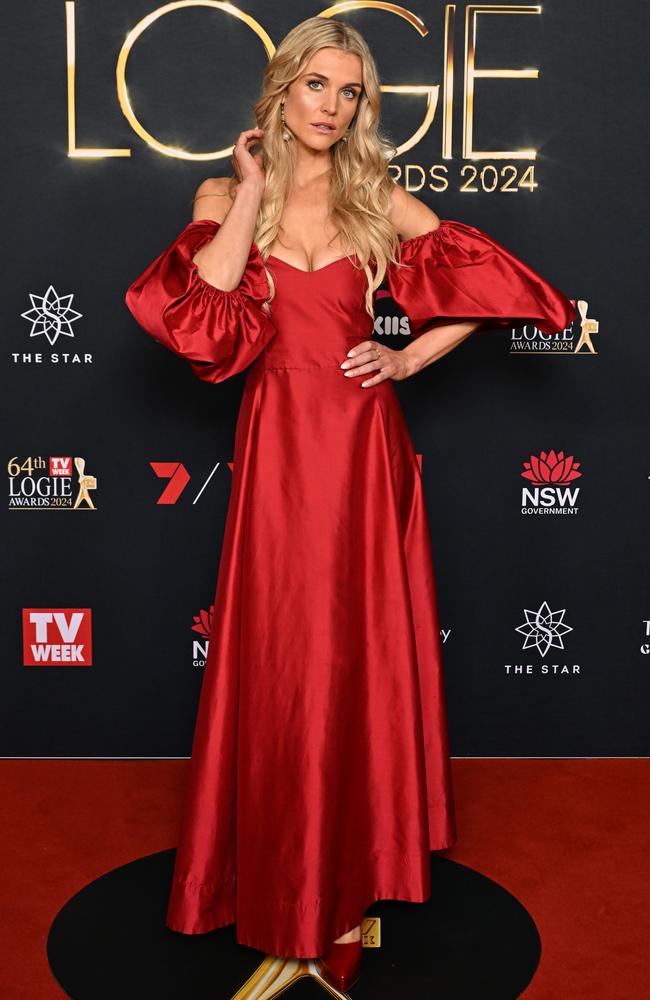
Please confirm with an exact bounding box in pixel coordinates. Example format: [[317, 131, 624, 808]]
[[280, 100, 291, 141]]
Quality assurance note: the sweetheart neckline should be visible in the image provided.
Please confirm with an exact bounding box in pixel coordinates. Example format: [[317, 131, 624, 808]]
[[191, 218, 448, 276], [266, 253, 356, 275], [263, 223, 446, 273]]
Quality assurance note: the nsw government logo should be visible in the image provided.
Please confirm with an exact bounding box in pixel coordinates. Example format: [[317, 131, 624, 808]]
[[15, 284, 92, 365], [8, 455, 98, 509], [520, 450, 581, 515], [22, 608, 92, 666], [191, 604, 214, 667], [505, 601, 579, 676]]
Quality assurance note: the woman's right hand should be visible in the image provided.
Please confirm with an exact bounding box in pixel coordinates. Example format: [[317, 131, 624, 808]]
[[231, 128, 266, 190]]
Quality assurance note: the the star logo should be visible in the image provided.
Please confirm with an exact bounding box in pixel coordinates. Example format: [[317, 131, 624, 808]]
[[20, 285, 82, 346], [515, 601, 573, 657]]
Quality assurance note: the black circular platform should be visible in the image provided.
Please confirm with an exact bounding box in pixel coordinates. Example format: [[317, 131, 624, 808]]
[[47, 850, 540, 998]]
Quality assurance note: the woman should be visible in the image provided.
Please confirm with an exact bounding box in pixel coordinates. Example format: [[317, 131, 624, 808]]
[[125, 17, 576, 992]]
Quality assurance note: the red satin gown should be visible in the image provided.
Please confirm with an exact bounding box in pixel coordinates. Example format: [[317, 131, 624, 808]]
[[125, 217, 576, 958]]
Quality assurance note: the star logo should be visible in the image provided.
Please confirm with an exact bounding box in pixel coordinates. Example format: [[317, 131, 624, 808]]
[[515, 601, 573, 658], [20, 285, 82, 346]]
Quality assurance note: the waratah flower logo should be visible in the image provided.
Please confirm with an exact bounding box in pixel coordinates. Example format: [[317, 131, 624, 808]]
[[515, 601, 573, 657], [191, 605, 214, 638], [521, 450, 582, 485]]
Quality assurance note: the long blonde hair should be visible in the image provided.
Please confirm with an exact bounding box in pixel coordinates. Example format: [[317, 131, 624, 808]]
[[226, 17, 402, 319]]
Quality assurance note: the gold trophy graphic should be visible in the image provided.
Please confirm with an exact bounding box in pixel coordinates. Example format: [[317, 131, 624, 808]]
[[72, 456, 97, 509], [573, 300, 598, 354]]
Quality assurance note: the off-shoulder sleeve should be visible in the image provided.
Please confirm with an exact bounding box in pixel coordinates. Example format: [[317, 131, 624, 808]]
[[124, 219, 277, 383], [386, 219, 576, 337]]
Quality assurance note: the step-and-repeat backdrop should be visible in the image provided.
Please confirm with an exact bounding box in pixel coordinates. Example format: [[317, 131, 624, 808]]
[[4, 1, 647, 757]]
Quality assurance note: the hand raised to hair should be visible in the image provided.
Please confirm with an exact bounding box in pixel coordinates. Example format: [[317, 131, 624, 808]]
[[231, 128, 266, 189]]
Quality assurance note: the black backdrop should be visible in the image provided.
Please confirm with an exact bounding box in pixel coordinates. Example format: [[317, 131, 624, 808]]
[[3, 0, 649, 757]]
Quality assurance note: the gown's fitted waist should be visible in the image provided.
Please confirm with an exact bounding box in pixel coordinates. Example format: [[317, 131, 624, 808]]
[[249, 340, 375, 372], [250, 344, 368, 373], [250, 360, 347, 372], [248, 320, 375, 372]]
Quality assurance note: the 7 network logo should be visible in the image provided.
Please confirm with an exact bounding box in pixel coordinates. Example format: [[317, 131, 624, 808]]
[[151, 454, 424, 504], [150, 461, 233, 504]]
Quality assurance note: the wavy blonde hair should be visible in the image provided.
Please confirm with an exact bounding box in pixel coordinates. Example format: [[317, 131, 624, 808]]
[[225, 17, 402, 319]]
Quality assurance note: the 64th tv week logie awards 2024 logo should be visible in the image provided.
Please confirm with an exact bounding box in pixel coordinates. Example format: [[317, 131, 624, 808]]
[[8, 455, 98, 509]]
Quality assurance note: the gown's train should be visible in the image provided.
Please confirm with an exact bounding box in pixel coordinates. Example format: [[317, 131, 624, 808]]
[[125, 216, 576, 957]]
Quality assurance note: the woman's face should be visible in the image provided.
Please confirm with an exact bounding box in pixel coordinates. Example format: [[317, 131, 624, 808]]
[[283, 47, 363, 150]]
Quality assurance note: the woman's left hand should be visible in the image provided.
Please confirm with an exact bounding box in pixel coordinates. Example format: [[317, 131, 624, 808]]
[[340, 341, 415, 387]]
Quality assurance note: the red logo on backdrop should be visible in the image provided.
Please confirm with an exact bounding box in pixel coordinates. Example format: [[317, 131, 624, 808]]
[[49, 456, 72, 477], [149, 461, 235, 504], [192, 605, 214, 638], [521, 450, 582, 485], [22, 608, 92, 666]]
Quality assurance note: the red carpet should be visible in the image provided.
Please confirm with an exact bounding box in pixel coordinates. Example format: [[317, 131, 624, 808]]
[[1, 759, 647, 998]]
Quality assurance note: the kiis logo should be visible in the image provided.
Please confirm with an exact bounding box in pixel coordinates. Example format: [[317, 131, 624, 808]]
[[520, 450, 581, 516], [510, 299, 598, 354], [8, 455, 98, 509], [14, 284, 92, 365], [22, 608, 92, 666], [372, 289, 411, 337], [191, 604, 213, 667]]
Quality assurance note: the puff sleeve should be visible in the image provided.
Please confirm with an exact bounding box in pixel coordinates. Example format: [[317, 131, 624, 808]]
[[124, 219, 277, 383], [386, 219, 576, 337]]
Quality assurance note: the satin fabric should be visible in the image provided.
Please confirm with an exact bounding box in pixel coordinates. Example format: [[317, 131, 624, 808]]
[[388, 218, 576, 337], [124, 221, 276, 383], [125, 218, 575, 958]]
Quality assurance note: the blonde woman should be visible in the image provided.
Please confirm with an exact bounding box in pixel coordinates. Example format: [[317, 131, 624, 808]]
[[126, 17, 575, 992]]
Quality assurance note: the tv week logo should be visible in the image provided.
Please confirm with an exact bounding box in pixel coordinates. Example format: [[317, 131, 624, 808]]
[[22, 608, 92, 666], [50, 457, 72, 476]]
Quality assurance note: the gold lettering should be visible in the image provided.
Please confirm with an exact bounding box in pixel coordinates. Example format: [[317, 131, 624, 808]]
[[116, 2, 274, 160], [65, 1, 548, 166], [319, 3, 439, 157], [66, 1, 130, 157], [464, 5, 540, 159]]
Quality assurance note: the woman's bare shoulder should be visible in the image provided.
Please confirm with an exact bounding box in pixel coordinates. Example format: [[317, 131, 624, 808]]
[[191, 176, 238, 223], [388, 181, 441, 240]]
